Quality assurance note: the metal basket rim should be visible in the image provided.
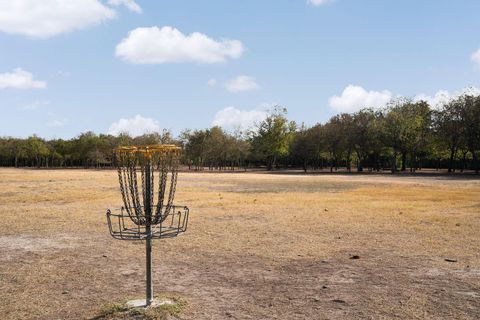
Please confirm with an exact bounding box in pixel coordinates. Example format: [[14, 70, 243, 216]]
[[106, 205, 189, 215]]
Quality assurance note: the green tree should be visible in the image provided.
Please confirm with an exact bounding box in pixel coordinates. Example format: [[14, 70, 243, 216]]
[[383, 99, 432, 173], [323, 115, 348, 172], [250, 107, 296, 170], [290, 124, 316, 172], [183, 129, 208, 170], [25, 135, 49, 167], [434, 98, 465, 172], [351, 109, 384, 171], [457, 93, 480, 173]]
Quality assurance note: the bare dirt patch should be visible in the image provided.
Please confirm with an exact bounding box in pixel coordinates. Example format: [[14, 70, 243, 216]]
[[0, 234, 78, 258]]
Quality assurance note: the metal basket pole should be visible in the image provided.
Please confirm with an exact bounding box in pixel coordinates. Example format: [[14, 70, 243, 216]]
[[145, 157, 153, 306]]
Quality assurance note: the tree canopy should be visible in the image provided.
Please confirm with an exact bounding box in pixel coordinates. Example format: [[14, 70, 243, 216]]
[[1, 94, 479, 174]]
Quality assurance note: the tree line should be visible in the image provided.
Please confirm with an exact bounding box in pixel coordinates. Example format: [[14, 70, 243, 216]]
[[1, 93, 479, 174]]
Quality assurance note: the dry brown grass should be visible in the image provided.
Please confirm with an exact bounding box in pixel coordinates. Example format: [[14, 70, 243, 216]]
[[0, 168, 479, 319]]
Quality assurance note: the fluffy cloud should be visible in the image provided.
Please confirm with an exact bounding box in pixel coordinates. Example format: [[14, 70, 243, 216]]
[[212, 107, 268, 129], [225, 76, 260, 92], [0, 68, 47, 89], [115, 26, 244, 64], [329, 85, 392, 112], [108, 115, 161, 137], [471, 48, 480, 67], [413, 90, 450, 108], [414, 87, 480, 108], [0, 0, 116, 38], [108, 0, 142, 13], [330, 85, 480, 112], [307, 0, 335, 6]]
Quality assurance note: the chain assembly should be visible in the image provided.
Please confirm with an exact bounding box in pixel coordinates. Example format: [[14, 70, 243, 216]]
[[107, 145, 188, 238]]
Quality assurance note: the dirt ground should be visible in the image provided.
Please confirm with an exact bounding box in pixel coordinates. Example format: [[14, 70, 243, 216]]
[[0, 168, 479, 319]]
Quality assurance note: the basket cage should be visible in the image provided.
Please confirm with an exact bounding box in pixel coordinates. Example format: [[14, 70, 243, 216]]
[[106, 205, 189, 240], [106, 145, 189, 241]]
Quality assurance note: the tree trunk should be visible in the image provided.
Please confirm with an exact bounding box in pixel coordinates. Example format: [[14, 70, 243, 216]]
[[461, 151, 467, 173], [472, 150, 479, 174], [448, 147, 456, 173], [267, 155, 275, 171], [401, 151, 407, 171], [391, 152, 397, 173], [346, 151, 351, 173], [410, 151, 417, 173]]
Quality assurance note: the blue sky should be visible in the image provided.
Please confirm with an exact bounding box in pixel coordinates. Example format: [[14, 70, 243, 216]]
[[1, 0, 479, 138]]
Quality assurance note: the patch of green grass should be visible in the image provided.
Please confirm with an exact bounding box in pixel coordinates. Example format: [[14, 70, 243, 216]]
[[93, 294, 187, 320], [98, 303, 128, 317], [146, 294, 187, 319]]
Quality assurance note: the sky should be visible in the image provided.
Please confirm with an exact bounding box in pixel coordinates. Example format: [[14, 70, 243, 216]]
[[0, 0, 479, 139]]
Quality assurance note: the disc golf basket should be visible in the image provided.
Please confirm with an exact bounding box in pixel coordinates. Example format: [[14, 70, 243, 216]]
[[106, 145, 189, 306]]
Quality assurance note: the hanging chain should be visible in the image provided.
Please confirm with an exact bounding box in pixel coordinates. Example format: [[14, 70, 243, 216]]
[[114, 147, 180, 227], [155, 152, 168, 220]]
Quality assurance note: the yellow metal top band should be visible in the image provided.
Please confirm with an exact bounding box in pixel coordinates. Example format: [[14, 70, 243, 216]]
[[115, 145, 181, 154]]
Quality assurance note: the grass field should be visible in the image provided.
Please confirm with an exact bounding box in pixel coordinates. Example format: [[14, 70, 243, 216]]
[[0, 168, 479, 319]]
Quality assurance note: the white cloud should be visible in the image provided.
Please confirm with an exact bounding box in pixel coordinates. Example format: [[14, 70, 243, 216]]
[[207, 78, 217, 87], [21, 100, 50, 111], [115, 26, 244, 64], [307, 0, 335, 7], [0, 0, 116, 38], [108, 0, 142, 13], [225, 76, 260, 92], [413, 90, 450, 108], [414, 87, 480, 108], [108, 114, 161, 137], [462, 86, 480, 96], [212, 107, 268, 129], [329, 85, 480, 113], [0, 68, 47, 89], [471, 48, 480, 68], [329, 85, 392, 112]]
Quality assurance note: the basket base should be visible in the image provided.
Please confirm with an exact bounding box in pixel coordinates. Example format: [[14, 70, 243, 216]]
[[126, 298, 175, 309]]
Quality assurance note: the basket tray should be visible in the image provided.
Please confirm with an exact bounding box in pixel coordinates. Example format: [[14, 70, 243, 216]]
[[106, 205, 189, 240]]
